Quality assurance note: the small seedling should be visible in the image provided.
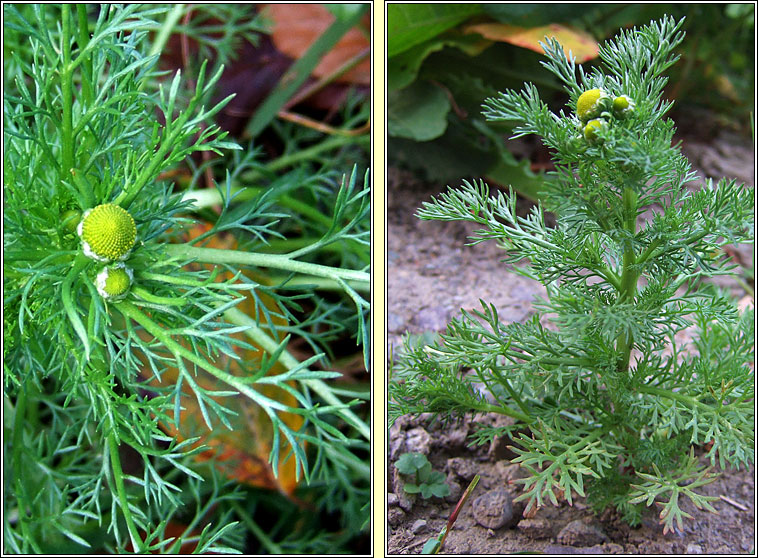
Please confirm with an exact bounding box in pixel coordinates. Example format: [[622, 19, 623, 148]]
[[395, 453, 451, 499], [421, 474, 480, 554]]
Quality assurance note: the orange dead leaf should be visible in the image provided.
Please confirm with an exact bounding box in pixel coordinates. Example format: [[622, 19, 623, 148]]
[[263, 4, 370, 85], [465, 22, 599, 63]]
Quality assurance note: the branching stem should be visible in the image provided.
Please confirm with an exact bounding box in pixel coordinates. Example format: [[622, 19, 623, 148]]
[[60, 5, 75, 185], [477, 401, 533, 424], [116, 301, 302, 416], [107, 433, 143, 552], [165, 244, 369, 285], [616, 187, 639, 372], [637, 385, 713, 413]]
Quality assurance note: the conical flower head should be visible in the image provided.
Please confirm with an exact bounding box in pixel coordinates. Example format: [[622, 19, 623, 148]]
[[583, 118, 607, 143], [576, 88, 610, 122], [95, 263, 133, 301], [78, 203, 136, 262], [612, 95, 635, 118]]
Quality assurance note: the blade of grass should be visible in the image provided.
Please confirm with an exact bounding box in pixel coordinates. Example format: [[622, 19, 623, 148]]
[[245, 5, 368, 138]]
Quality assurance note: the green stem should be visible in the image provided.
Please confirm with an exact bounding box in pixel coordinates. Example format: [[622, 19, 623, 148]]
[[260, 275, 370, 293], [131, 285, 188, 306], [164, 244, 369, 285], [638, 230, 710, 268], [60, 5, 75, 184], [476, 401, 533, 424], [115, 60, 217, 209], [229, 501, 282, 554], [637, 385, 713, 413], [147, 4, 185, 60], [116, 301, 306, 416], [596, 266, 622, 291], [3, 250, 76, 263], [11, 387, 27, 491], [490, 366, 531, 417], [107, 433, 143, 552], [61, 254, 92, 359], [636, 238, 664, 268], [616, 187, 638, 372], [76, 4, 93, 108], [502, 347, 592, 368]]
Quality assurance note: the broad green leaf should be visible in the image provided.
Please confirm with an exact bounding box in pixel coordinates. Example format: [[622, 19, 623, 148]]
[[388, 32, 491, 92], [324, 3, 365, 21], [388, 81, 450, 141], [473, 120, 548, 203], [421, 538, 441, 554], [395, 452, 428, 474], [429, 482, 451, 498], [403, 483, 422, 494], [420, 484, 436, 499], [388, 3, 482, 57], [418, 461, 433, 480]]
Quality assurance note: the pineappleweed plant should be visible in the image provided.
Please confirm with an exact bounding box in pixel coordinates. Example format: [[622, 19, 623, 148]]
[[389, 16, 754, 533], [3, 5, 369, 552]]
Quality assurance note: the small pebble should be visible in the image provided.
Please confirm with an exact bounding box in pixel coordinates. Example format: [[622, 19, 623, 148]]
[[444, 478, 462, 504], [412, 306, 451, 331], [404, 427, 432, 455], [686, 543, 703, 554], [516, 518, 552, 539], [410, 519, 427, 534], [387, 493, 399, 507], [446, 457, 479, 482], [472, 488, 517, 530], [388, 507, 405, 527], [557, 519, 609, 547], [390, 468, 415, 512]]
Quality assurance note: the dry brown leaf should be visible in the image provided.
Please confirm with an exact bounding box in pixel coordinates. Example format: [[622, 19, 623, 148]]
[[465, 22, 599, 63], [263, 4, 370, 84]]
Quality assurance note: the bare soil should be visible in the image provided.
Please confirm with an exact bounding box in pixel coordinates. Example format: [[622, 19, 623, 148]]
[[386, 123, 755, 555]]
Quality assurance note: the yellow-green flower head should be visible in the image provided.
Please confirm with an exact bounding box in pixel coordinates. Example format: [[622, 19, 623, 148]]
[[612, 95, 635, 118], [576, 88, 610, 123], [95, 263, 133, 301], [77, 203, 136, 262], [583, 118, 607, 143]]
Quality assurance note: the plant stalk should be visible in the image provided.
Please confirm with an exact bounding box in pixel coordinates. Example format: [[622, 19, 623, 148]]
[[107, 433, 143, 552], [76, 4, 93, 107], [60, 5, 75, 185], [164, 244, 369, 285], [616, 187, 639, 372]]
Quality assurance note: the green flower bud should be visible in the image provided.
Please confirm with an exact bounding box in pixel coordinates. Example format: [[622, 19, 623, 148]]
[[61, 209, 82, 234], [612, 95, 635, 118], [78, 203, 136, 262], [95, 263, 133, 301], [583, 118, 607, 143], [576, 88, 611, 122]]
